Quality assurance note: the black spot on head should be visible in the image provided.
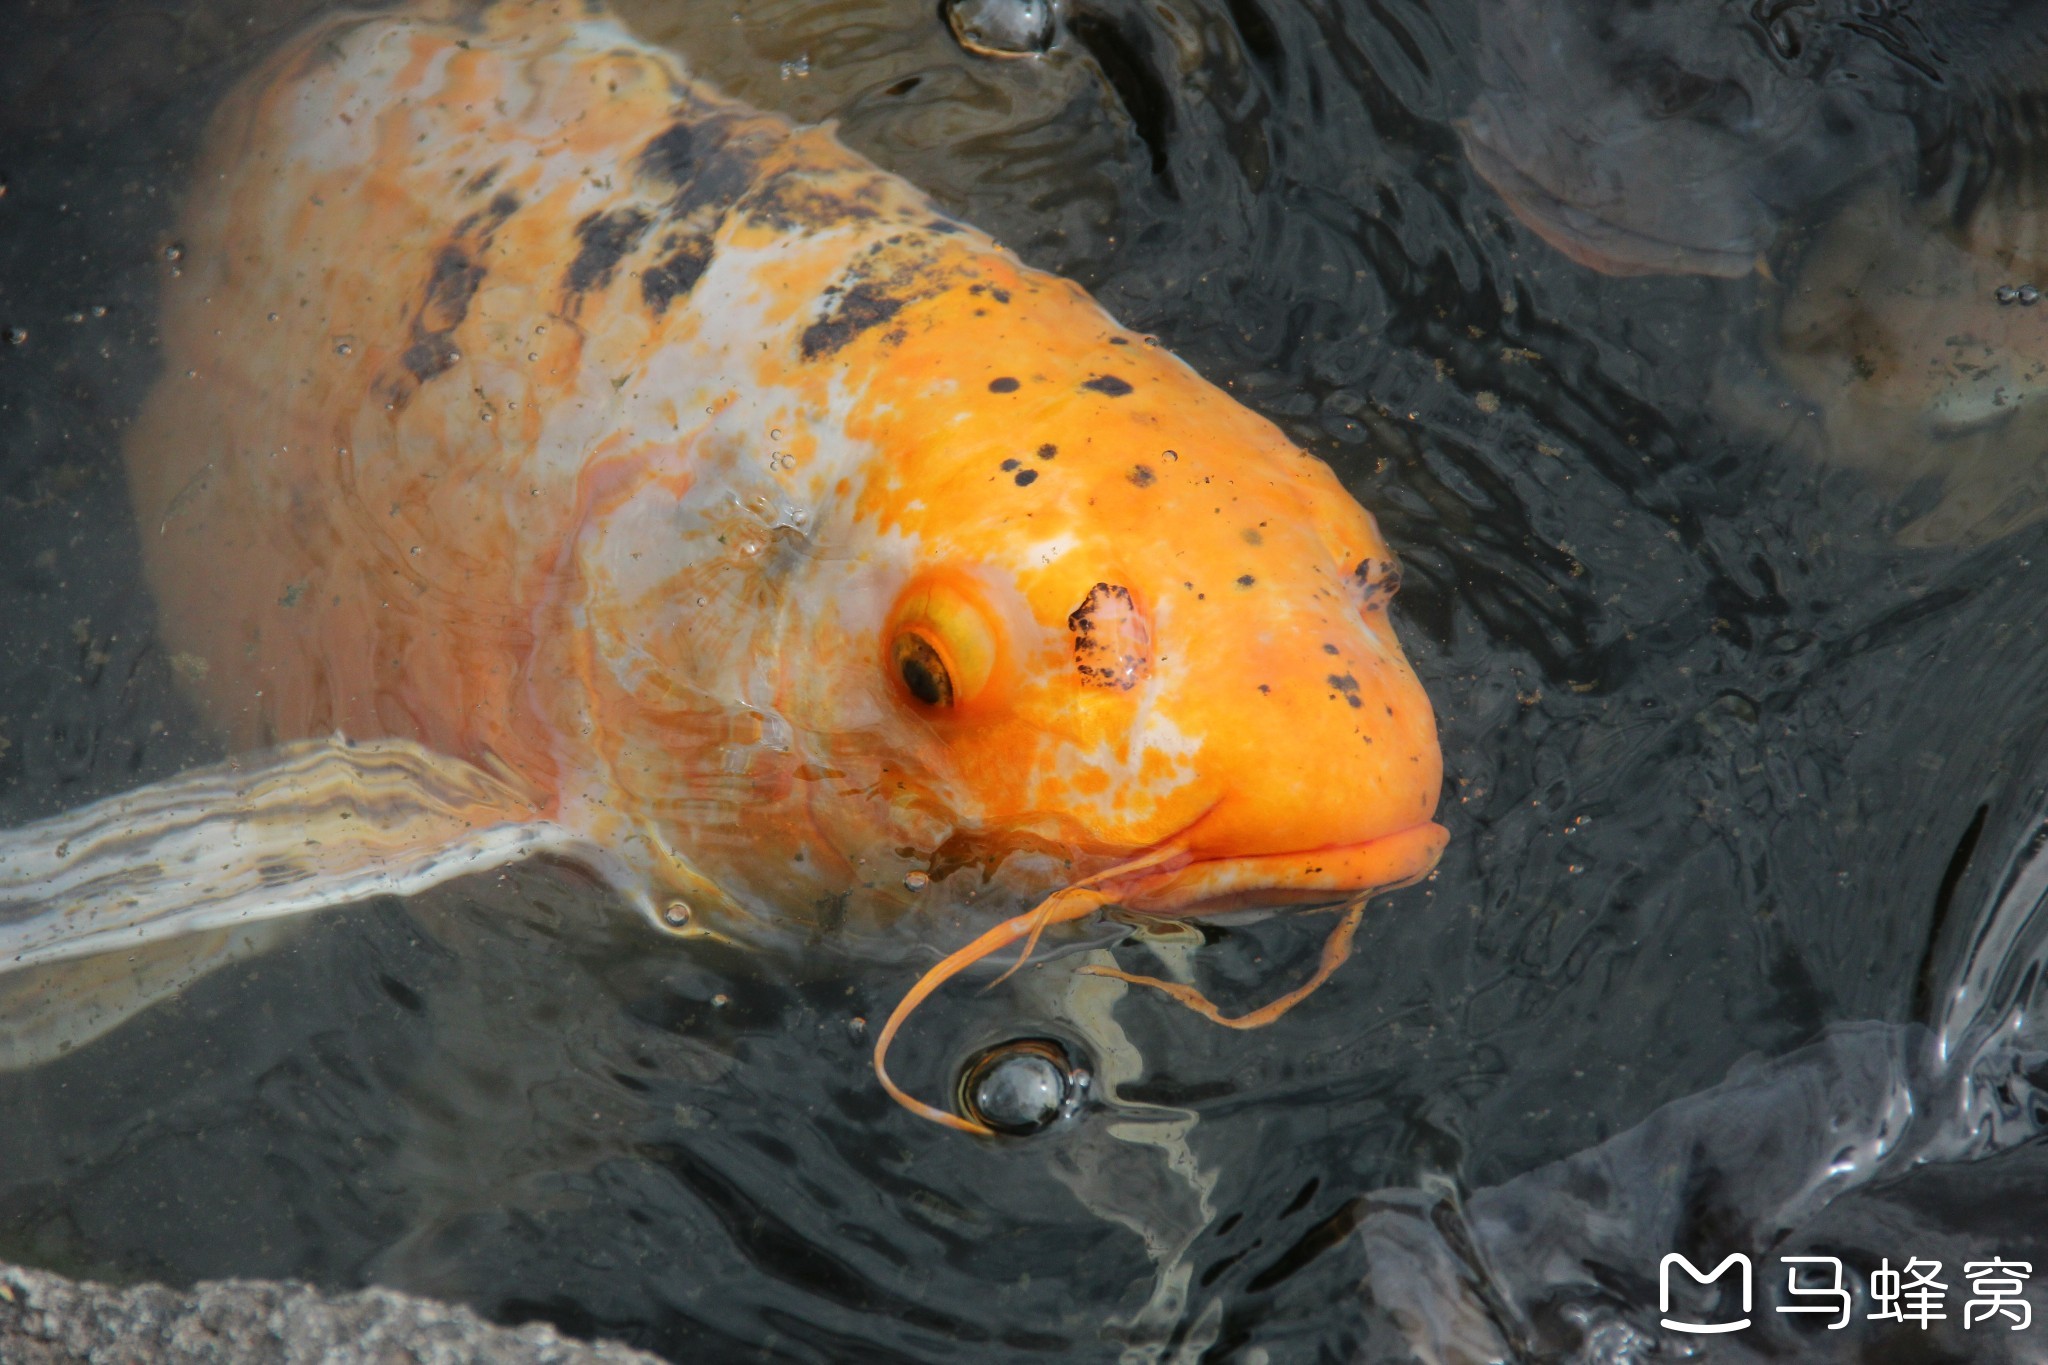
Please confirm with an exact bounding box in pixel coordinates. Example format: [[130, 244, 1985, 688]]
[[1322, 643, 1340, 655], [988, 376, 1020, 393], [1258, 683, 1271, 694], [1236, 574, 1255, 586], [566, 207, 653, 295], [1014, 469, 1039, 487], [1084, 374, 1134, 396], [1109, 336, 1129, 345], [1037, 443, 1057, 460], [800, 282, 907, 360], [1128, 465, 1155, 487], [990, 287, 1011, 304], [642, 237, 714, 315], [1001, 458, 1020, 471], [1328, 673, 1359, 692]]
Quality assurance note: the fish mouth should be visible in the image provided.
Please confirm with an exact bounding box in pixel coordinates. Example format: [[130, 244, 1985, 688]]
[[1457, 113, 1762, 280], [871, 819, 1449, 1133], [1101, 821, 1450, 917]]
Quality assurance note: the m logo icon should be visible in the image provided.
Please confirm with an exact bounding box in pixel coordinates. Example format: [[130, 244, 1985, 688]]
[[1660, 1253, 1753, 1334]]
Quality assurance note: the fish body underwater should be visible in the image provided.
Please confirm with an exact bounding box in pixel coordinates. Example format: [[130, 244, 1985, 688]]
[[11, 0, 1445, 1125], [1459, 0, 2048, 278]]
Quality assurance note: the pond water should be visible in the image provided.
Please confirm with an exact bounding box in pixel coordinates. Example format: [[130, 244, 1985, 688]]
[[5, 0, 2048, 1360]]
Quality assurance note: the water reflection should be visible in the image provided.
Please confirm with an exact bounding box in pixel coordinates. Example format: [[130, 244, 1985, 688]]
[[6, 0, 2048, 1361]]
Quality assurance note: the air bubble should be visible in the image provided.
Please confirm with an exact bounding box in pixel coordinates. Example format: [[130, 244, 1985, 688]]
[[163, 243, 183, 262], [779, 54, 811, 80], [5, 327, 26, 345], [662, 901, 692, 928], [904, 870, 930, 891], [944, 0, 1055, 57], [956, 1038, 1087, 1135]]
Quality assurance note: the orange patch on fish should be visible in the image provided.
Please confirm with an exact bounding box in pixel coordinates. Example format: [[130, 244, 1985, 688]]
[[124, 0, 1446, 1130]]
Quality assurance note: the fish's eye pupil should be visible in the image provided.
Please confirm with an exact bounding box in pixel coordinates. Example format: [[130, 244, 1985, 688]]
[[893, 632, 955, 706]]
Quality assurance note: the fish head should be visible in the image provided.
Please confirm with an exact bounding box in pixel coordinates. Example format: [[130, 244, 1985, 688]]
[[781, 275, 1445, 926]]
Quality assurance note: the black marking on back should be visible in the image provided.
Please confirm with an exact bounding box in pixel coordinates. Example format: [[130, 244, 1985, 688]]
[[640, 113, 779, 225], [1084, 374, 1134, 396], [396, 191, 519, 390], [462, 164, 503, 195], [747, 168, 885, 233], [797, 233, 958, 362], [566, 207, 653, 296], [642, 236, 714, 314], [639, 121, 698, 184], [626, 113, 788, 322], [800, 283, 906, 360]]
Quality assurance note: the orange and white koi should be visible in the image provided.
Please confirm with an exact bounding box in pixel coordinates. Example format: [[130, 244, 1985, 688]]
[[25, 0, 1445, 1128]]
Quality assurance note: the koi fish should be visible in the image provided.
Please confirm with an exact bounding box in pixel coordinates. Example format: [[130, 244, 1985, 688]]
[[0, 0, 1445, 1130], [1459, 0, 2048, 278], [1761, 175, 2048, 546]]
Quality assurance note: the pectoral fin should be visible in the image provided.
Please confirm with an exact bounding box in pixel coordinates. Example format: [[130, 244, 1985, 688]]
[[0, 923, 294, 1070], [0, 735, 649, 976]]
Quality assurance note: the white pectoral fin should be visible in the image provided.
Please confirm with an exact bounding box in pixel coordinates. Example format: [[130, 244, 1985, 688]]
[[0, 735, 653, 976]]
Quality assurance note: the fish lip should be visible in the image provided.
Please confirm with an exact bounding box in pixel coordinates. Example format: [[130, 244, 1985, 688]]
[[1456, 111, 1762, 280], [1100, 821, 1449, 917]]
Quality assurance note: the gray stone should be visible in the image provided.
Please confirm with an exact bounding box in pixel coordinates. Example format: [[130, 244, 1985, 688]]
[[0, 1259, 667, 1364]]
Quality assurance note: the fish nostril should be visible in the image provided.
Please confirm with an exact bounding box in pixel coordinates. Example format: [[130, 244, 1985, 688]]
[[1351, 555, 1401, 613], [1068, 582, 1151, 690]]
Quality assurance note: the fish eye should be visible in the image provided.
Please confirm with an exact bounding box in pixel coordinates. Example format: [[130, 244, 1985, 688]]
[[886, 576, 998, 709], [892, 631, 955, 706]]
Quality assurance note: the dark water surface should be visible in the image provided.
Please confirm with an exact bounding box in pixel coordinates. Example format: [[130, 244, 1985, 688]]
[[6, 0, 2048, 1360]]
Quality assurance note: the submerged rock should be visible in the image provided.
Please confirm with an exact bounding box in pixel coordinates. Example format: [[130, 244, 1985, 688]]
[[0, 1259, 661, 1364]]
